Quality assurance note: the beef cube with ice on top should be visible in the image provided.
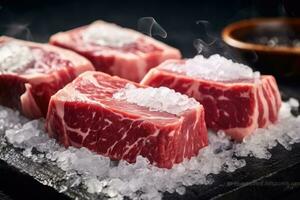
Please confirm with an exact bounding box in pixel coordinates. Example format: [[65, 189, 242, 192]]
[[46, 71, 208, 168], [49, 20, 181, 82], [141, 55, 282, 141], [0, 36, 94, 118]]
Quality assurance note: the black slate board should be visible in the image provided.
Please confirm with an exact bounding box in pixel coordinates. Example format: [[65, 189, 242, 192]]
[[0, 84, 300, 200]]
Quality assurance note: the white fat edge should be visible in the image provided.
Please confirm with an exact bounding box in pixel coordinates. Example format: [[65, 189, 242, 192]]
[[257, 80, 271, 127], [19, 83, 42, 118]]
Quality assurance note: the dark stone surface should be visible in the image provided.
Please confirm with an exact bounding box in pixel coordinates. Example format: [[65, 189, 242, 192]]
[[0, 85, 299, 200]]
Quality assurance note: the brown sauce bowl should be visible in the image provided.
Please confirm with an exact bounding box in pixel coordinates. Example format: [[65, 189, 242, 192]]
[[222, 18, 300, 82]]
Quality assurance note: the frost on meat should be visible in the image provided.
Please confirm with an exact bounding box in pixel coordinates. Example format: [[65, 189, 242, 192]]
[[0, 36, 94, 118], [46, 71, 208, 168], [49, 20, 181, 82], [141, 55, 282, 140]]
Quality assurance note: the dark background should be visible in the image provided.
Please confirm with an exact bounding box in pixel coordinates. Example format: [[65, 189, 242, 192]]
[[0, 0, 299, 58], [0, 0, 300, 200]]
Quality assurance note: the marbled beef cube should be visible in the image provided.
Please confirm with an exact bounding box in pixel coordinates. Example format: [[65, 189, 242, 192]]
[[141, 55, 282, 140], [50, 20, 181, 82], [0, 36, 94, 118], [46, 71, 207, 168]]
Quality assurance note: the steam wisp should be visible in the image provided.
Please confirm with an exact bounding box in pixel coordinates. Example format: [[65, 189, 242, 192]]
[[1, 23, 33, 41], [137, 17, 167, 38], [193, 20, 257, 63]]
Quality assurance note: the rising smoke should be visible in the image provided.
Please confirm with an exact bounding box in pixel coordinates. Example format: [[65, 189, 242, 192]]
[[137, 17, 167, 38], [1, 23, 33, 41], [194, 20, 258, 64]]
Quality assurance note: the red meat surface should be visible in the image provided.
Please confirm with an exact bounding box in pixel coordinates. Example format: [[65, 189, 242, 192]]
[[141, 60, 282, 141], [49, 20, 181, 82], [0, 36, 94, 118], [46, 71, 208, 168]]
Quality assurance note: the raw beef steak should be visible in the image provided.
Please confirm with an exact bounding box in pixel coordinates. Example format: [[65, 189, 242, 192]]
[[141, 55, 282, 140], [46, 71, 208, 168], [0, 36, 94, 118], [49, 20, 181, 82]]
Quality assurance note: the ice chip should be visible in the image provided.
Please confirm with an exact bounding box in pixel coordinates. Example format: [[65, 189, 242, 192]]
[[0, 42, 34, 73], [85, 178, 104, 194], [82, 22, 138, 47], [5, 120, 41, 145], [162, 54, 260, 81], [113, 83, 199, 115], [1, 99, 300, 200], [288, 98, 299, 108]]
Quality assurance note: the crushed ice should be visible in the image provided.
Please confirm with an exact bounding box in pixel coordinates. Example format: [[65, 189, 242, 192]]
[[113, 83, 199, 116], [82, 22, 138, 47], [162, 54, 260, 81], [0, 98, 300, 200], [0, 42, 34, 73]]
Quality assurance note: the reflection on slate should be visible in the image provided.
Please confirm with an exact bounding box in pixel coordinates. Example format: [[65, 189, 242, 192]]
[[0, 190, 13, 200]]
